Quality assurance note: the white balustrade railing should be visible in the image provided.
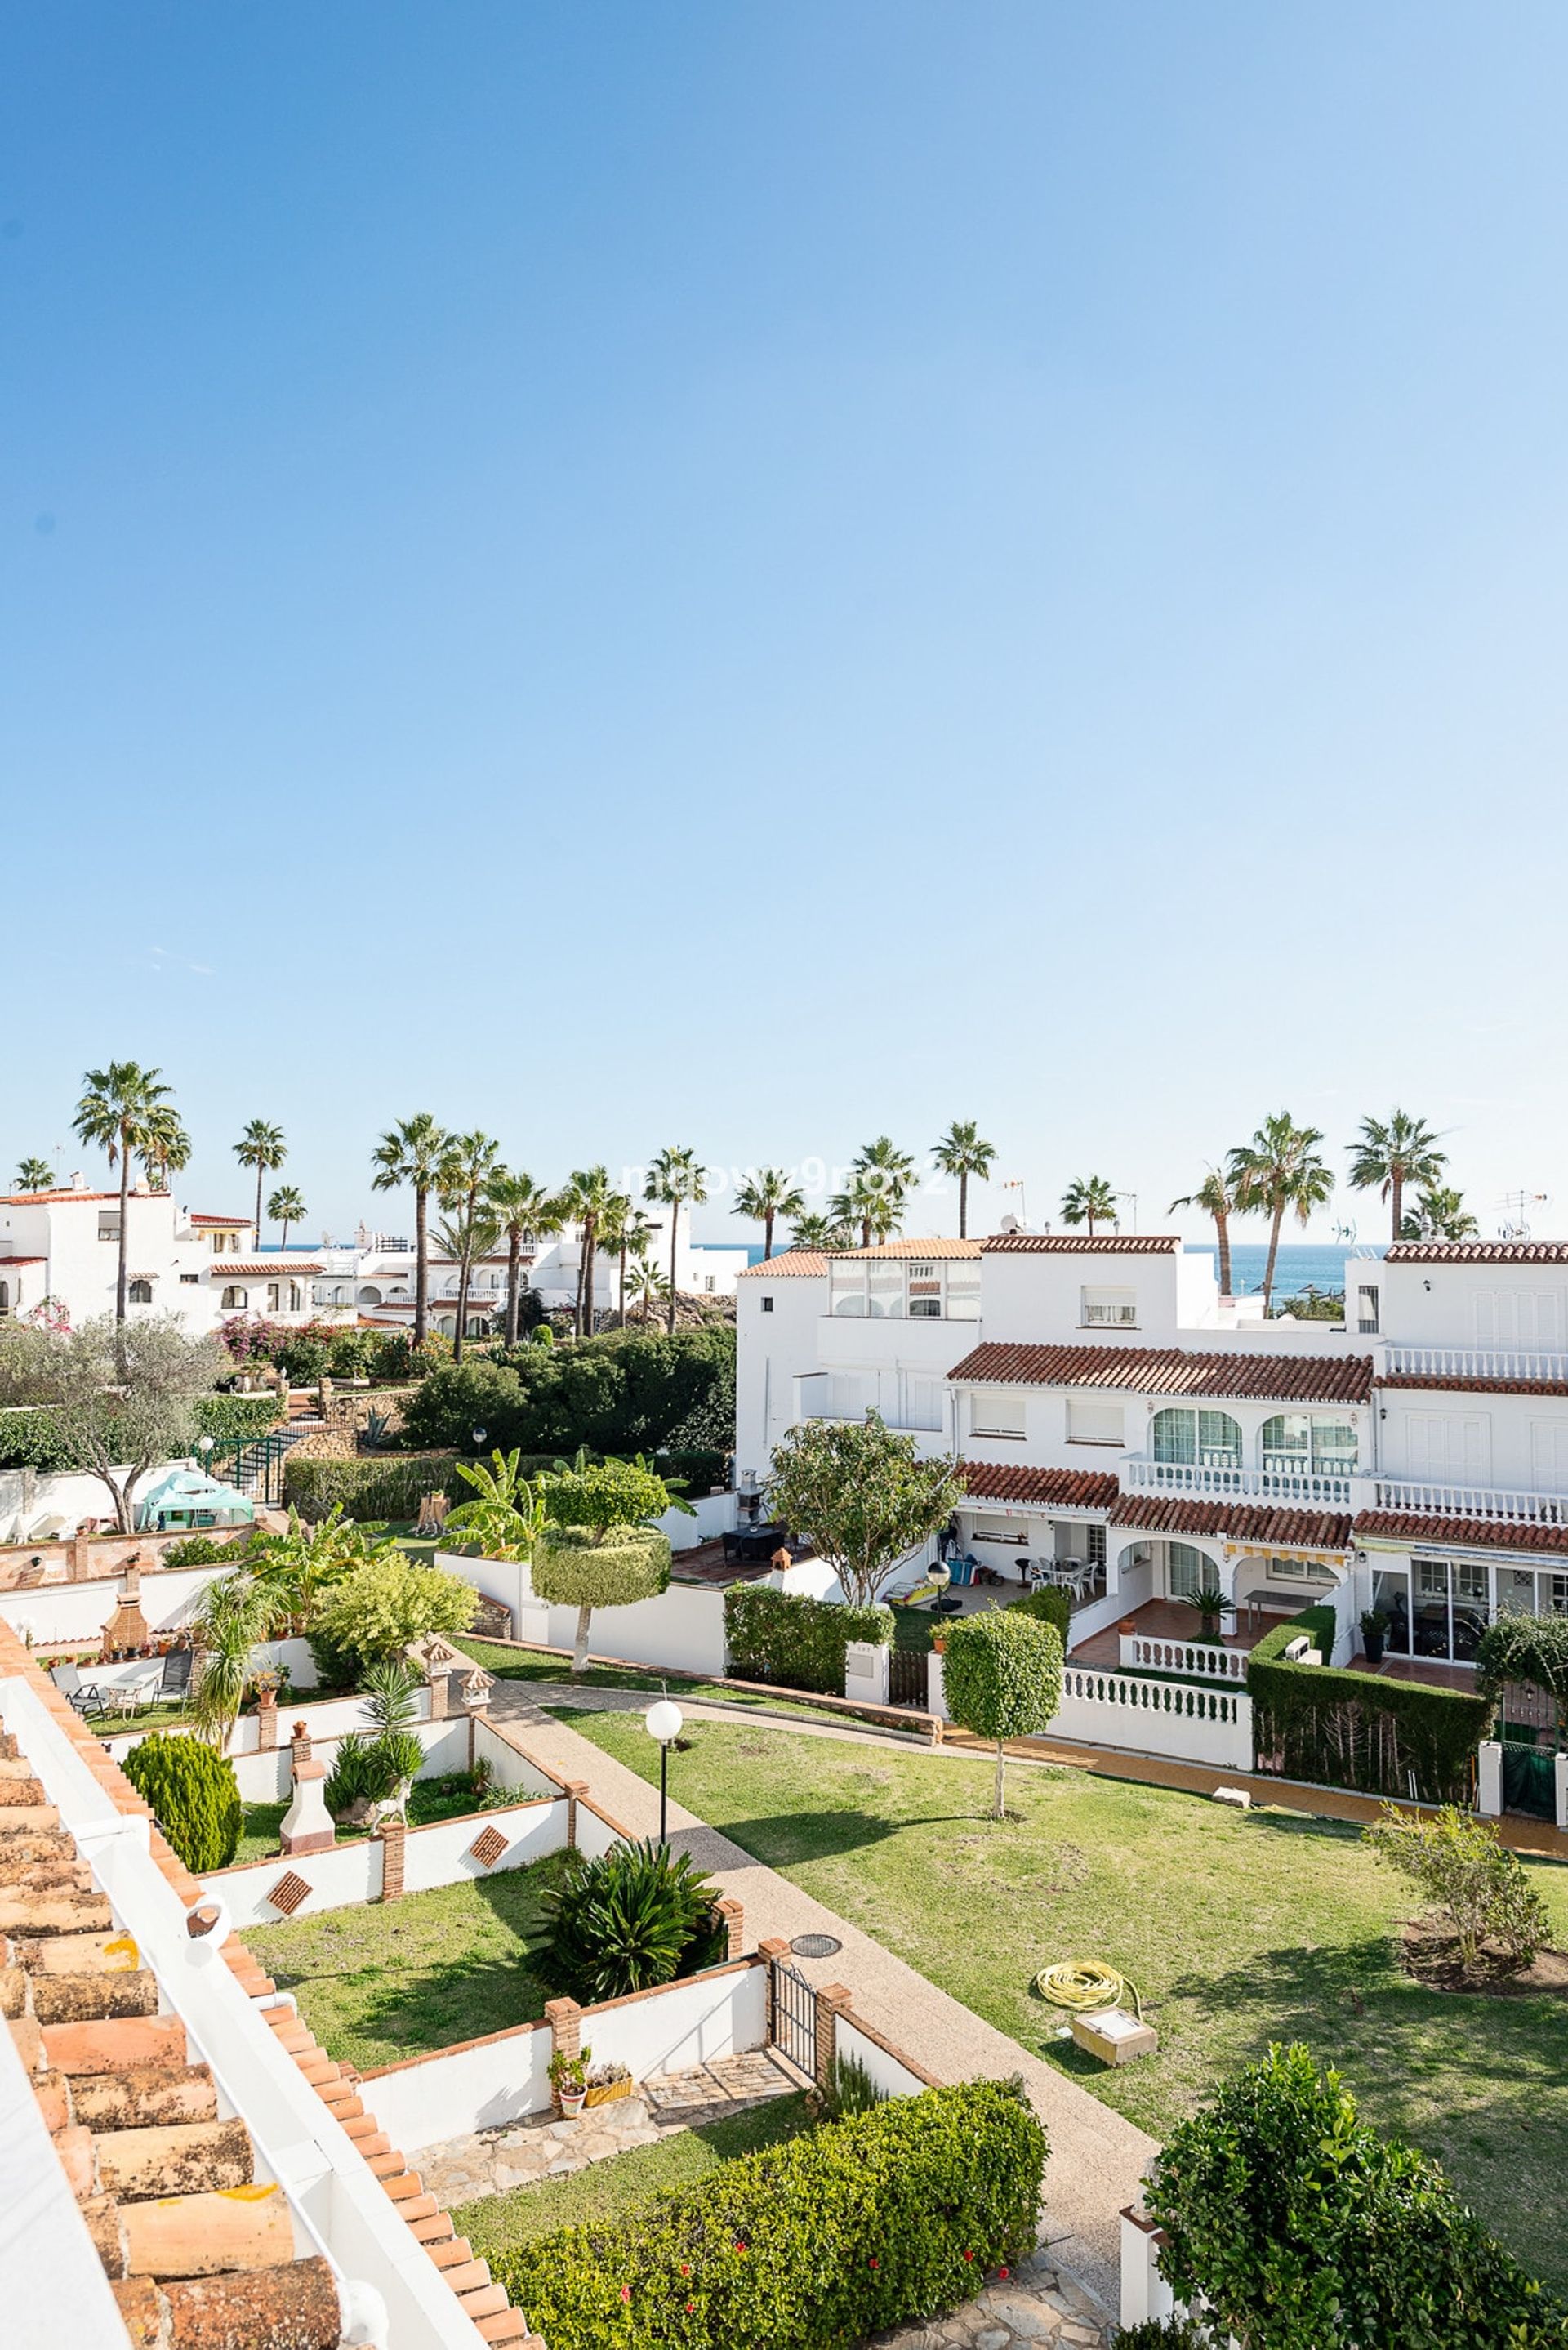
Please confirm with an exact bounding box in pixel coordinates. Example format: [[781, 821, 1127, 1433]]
[[1386, 1344, 1568, 1384], [1053, 1666, 1254, 1771], [1122, 1456, 1355, 1508], [1119, 1631, 1249, 1683], [1370, 1478, 1568, 1525]]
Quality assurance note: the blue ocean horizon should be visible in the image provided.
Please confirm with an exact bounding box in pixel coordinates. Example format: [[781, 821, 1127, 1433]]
[[1189, 1241, 1383, 1296]]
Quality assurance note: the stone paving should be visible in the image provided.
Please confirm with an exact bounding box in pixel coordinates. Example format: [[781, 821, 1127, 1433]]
[[870, 2247, 1111, 2348]]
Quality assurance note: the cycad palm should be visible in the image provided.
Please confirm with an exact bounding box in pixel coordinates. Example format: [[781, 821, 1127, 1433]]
[[789, 1212, 853, 1252], [1400, 1186, 1479, 1242], [75, 1062, 172, 1322], [733, 1168, 805, 1260], [1348, 1110, 1447, 1245], [267, 1184, 308, 1251], [626, 1256, 670, 1327], [1169, 1166, 1239, 1296], [1228, 1112, 1334, 1313], [370, 1113, 449, 1346], [485, 1169, 558, 1345], [932, 1121, 996, 1240], [1060, 1175, 1118, 1236], [234, 1118, 286, 1245], [644, 1146, 710, 1333]]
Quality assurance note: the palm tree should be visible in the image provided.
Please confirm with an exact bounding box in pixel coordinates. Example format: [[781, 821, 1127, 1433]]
[[932, 1121, 996, 1240], [1400, 1186, 1479, 1242], [733, 1168, 805, 1260], [1228, 1112, 1334, 1314], [485, 1169, 558, 1346], [436, 1130, 503, 1361], [626, 1256, 670, 1327], [12, 1157, 54, 1192], [371, 1113, 449, 1348], [1348, 1110, 1448, 1245], [789, 1211, 853, 1252], [1061, 1175, 1118, 1236], [267, 1184, 308, 1251], [1169, 1166, 1239, 1297], [432, 1206, 502, 1357], [140, 1106, 191, 1193], [644, 1146, 710, 1333], [234, 1118, 286, 1244], [612, 1207, 655, 1322], [829, 1168, 906, 1247], [560, 1165, 615, 1338], [591, 1190, 643, 1326], [74, 1062, 172, 1322], [188, 1571, 274, 1749], [445, 1449, 546, 1558]]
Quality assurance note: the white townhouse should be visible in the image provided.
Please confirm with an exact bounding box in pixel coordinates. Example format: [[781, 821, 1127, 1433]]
[[736, 1231, 1568, 1685], [341, 1222, 752, 1337]]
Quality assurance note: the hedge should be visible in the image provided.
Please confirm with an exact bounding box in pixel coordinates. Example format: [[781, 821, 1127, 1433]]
[[1247, 1604, 1494, 1804], [194, 1394, 285, 1444], [724, 1585, 893, 1695], [0, 1389, 281, 1472], [121, 1733, 242, 1871], [283, 1451, 457, 1523], [488, 2080, 1045, 2350], [1006, 1585, 1072, 1647], [398, 1329, 736, 1461]]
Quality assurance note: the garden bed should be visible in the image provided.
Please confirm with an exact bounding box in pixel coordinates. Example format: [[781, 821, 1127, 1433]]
[[234, 1771, 510, 1864]]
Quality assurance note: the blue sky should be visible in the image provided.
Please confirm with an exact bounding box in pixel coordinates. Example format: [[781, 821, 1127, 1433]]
[[6, 3, 1568, 1248]]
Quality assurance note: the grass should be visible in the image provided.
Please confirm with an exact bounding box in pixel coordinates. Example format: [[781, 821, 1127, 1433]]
[[559, 1710, 1568, 2298], [240, 1857, 569, 2071], [455, 2092, 815, 2259], [453, 1638, 867, 1728], [233, 1775, 507, 1866]]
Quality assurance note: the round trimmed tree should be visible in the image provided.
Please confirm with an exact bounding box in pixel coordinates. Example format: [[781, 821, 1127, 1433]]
[[122, 1730, 242, 1871], [533, 1460, 673, 1673], [941, 1607, 1062, 1818]]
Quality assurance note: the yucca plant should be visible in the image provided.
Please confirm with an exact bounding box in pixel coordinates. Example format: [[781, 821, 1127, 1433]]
[[189, 1572, 274, 1748], [545, 1839, 720, 2000]]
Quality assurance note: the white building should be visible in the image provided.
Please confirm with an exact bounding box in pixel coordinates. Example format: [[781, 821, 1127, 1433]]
[[332, 1220, 751, 1338], [736, 1231, 1568, 1683]]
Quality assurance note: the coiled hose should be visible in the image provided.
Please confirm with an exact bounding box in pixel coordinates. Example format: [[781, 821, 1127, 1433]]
[[1033, 1960, 1142, 2022]]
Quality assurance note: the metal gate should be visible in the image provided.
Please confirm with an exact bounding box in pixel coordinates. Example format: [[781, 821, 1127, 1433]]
[[1501, 1737, 1556, 1820], [769, 1960, 816, 2077], [888, 1646, 929, 1708]]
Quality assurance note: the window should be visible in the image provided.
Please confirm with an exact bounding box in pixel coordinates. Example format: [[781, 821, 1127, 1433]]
[[289, 1284, 302, 1313], [1067, 1400, 1125, 1446], [1529, 1420, 1568, 1495], [1261, 1413, 1359, 1475], [1166, 1541, 1205, 1599], [1081, 1286, 1136, 1328], [1086, 1524, 1107, 1569], [946, 1265, 981, 1322], [1404, 1411, 1487, 1483], [907, 1269, 943, 1319], [1475, 1288, 1566, 1348], [179, 1273, 198, 1285], [98, 1212, 120, 1242], [760, 1295, 773, 1313], [220, 1286, 247, 1310], [969, 1388, 1026, 1439], [1356, 1285, 1380, 1336], [127, 1280, 153, 1304], [1414, 1556, 1490, 1662], [266, 1284, 281, 1312], [902, 1375, 944, 1431], [0, 1281, 8, 1317], [1152, 1407, 1242, 1468]]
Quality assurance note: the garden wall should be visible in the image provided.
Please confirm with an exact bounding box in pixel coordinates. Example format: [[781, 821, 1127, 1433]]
[[927, 1650, 1254, 1772], [4, 1563, 234, 1649], [439, 1549, 730, 1677], [203, 1790, 569, 1926], [836, 2011, 938, 2102]]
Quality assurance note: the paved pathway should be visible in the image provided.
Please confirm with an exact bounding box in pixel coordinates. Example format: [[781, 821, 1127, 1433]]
[[478, 1682, 1153, 2315], [871, 2247, 1110, 2348]]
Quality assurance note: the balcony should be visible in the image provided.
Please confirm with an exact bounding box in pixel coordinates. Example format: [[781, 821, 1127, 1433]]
[[1385, 1344, 1568, 1384], [1123, 1455, 1356, 1509], [1370, 1478, 1568, 1526]]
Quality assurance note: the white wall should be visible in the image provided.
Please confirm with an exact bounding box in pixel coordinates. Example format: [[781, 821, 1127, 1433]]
[[205, 1792, 568, 1926], [588, 1960, 767, 2083], [574, 1795, 631, 1859], [837, 2013, 932, 2101], [440, 1551, 732, 1679], [225, 1715, 473, 1804], [930, 1652, 1254, 1771], [0, 1562, 229, 1648]]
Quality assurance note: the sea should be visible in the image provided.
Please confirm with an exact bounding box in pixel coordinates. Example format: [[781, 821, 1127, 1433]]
[[1196, 1242, 1383, 1299]]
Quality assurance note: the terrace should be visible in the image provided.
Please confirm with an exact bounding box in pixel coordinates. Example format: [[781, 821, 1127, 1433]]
[[1067, 1598, 1479, 1692]]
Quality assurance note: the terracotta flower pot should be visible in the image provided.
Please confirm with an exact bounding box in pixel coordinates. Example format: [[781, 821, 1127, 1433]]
[[1117, 1619, 1137, 1635]]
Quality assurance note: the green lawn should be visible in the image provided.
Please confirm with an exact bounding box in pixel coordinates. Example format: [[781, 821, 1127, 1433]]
[[454, 1638, 871, 1728], [455, 2093, 814, 2259], [240, 1857, 568, 2071], [559, 1711, 1568, 2297]]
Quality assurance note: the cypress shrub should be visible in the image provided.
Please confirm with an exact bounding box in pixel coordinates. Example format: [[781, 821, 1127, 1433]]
[[121, 1732, 242, 1871], [1247, 1605, 1493, 1804], [724, 1585, 893, 1694], [488, 2079, 1045, 2350]]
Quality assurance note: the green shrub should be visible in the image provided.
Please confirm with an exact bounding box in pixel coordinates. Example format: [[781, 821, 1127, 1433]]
[[368, 1331, 416, 1382], [1147, 2045, 1566, 2350], [1475, 1612, 1568, 1744], [283, 1451, 457, 1523], [159, 1532, 249, 1569], [723, 1585, 893, 1695], [327, 1329, 372, 1378], [1112, 2323, 1216, 2348], [399, 1330, 736, 1461], [941, 1608, 1063, 1817], [1364, 1801, 1550, 1969], [122, 1732, 242, 1871], [1006, 1585, 1072, 1647], [1248, 1606, 1493, 1804], [307, 1551, 479, 1683], [192, 1393, 286, 1444], [488, 2079, 1045, 2350], [324, 1725, 425, 1813], [540, 1459, 671, 1535], [657, 1447, 729, 1493], [546, 1839, 723, 2000]]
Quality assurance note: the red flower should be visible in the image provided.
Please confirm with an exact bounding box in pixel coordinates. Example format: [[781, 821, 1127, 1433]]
[[680, 2265, 690, 2276], [686, 2303, 695, 2313], [620, 2285, 630, 2302], [963, 2250, 974, 2263], [999, 2267, 1009, 2280], [869, 2258, 879, 2269], [734, 2241, 746, 2254]]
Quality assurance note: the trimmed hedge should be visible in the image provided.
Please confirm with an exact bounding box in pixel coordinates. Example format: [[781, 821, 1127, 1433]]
[[121, 1732, 242, 1871], [724, 1585, 893, 1695], [283, 1451, 457, 1523], [1247, 1604, 1494, 1804], [194, 1394, 285, 1444], [1006, 1585, 1072, 1647], [0, 1389, 282, 1473], [488, 2080, 1045, 2350]]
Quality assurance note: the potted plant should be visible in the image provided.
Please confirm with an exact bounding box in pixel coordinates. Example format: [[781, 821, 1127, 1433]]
[[583, 2058, 633, 2110], [1181, 1583, 1236, 1646], [549, 2044, 591, 2118], [1360, 1607, 1389, 1666]]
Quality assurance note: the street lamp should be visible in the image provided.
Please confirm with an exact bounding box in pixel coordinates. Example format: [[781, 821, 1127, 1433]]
[[925, 1559, 951, 1609], [198, 1434, 214, 1471], [644, 1692, 684, 1843], [471, 1425, 487, 1456]]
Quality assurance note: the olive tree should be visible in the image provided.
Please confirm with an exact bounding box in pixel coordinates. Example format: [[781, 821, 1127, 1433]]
[[0, 1313, 224, 1532], [940, 1607, 1062, 1818], [766, 1412, 964, 1608], [532, 1460, 673, 1673]]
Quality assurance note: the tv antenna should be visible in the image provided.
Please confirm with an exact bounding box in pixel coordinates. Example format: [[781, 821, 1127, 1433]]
[[1496, 1190, 1548, 1242]]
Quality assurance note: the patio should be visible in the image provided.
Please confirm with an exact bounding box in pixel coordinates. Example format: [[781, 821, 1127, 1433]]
[[1068, 1599, 1481, 1691]]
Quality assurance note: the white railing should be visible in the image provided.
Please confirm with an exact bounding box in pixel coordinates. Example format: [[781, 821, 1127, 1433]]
[[1123, 1456, 1355, 1508], [1053, 1666, 1254, 1771], [1119, 1631, 1248, 1683], [1370, 1478, 1568, 1525], [1386, 1344, 1568, 1384]]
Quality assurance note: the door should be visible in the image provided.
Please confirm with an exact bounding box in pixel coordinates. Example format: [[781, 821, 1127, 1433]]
[[1405, 1412, 1490, 1486], [1166, 1541, 1205, 1600]]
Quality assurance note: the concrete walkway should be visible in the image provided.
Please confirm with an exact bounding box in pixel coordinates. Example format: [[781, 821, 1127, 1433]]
[[481, 1683, 1154, 2314]]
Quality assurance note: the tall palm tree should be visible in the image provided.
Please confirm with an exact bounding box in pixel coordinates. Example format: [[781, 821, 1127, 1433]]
[[371, 1114, 449, 1348], [1061, 1175, 1118, 1235], [437, 1130, 503, 1362], [140, 1106, 191, 1193], [612, 1207, 655, 1322], [1400, 1186, 1479, 1242], [1228, 1112, 1334, 1314], [485, 1169, 558, 1346], [13, 1157, 54, 1192], [644, 1145, 709, 1334], [267, 1184, 308, 1251], [1169, 1166, 1239, 1297], [932, 1121, 996, 1240], [789, 1211, 853, 1252], [74, 1062, 172, 1322], [560, 1166, 615, 1338], [733, 1168, 805, 1260], [1348, 1110, 1447, 1245], [590, 1191, 643, 1326], [234, 1118, 286, 1244], [433, 1206, 502, 1356]]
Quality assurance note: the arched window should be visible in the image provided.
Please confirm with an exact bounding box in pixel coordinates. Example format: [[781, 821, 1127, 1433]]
[[1261, 1414, 1358, 1475], [220, 1286, 248, 1310], [128, 1280, 154, 1304], [0, 1280, 9, 1317], [1152, 1407, 1242, 1468], [357, 1286, 382, 1307]]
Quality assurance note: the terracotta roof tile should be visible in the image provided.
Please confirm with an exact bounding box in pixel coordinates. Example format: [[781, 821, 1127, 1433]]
[[982, 1233, 1182, 1254], [1374, 1371, 1568, 1397], [188, 1215, 251, 1228], [1383, 1240, 1568, 1264], [947, 1341, 1374, 1404], [1107, 1495, 1353, 1549], [957, 1463, 1120, 1509], [837, 1237, 983, 1260], [0, 1190, 127, 1207], [207, 1264, 323, 1279], [1354, 1510, 1568, 1554], [737, 1250, 830, 1278]]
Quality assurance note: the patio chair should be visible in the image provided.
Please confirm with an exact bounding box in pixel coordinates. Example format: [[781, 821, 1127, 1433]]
[[156, 1648, 194, 1709], [49, 1660, 108, 1720]]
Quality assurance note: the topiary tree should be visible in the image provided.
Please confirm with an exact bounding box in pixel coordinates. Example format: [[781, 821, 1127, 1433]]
[[533, 1460, 674, 1673], [766, 1412, 965, 1608], [122, 1731, 242, 1871], [308, 1550, 479, 1686], [941, 1607, 1062, 1818]]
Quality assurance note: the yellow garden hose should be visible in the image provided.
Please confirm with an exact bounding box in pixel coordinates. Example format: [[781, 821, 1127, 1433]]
[[1034, 1960, 1143, 2022]]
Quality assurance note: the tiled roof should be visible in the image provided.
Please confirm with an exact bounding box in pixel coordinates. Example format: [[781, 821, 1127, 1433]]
[[0, 1255, 47, 1264], [1108, 1495, 1354, 1549], [982, 1233, 1182, 1255], [208, 1263, 324, 1278], [189, 1215, 251, 1228], [1354, 1511, 1568, 1555], [947, 1341, 1374, 1403], [0, 1189, 125, 1207], [737, 1250, 831, 1278], [836, 1237, 983, 1260], [957, 1462, 1120, 1509], [1383, 1240, 1568, 1264], [1375, 1371, 1568, 1398]]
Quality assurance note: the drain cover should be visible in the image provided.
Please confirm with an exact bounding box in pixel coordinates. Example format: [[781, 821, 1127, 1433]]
[[790, 1933, 842, 1960]]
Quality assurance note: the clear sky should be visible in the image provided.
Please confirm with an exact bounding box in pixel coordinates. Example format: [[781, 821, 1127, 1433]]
[[7, 3, 1568, 1249]]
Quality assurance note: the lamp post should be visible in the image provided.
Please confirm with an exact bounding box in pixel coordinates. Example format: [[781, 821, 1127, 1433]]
[[198, 1434, 214, 1474], [926, 1559, 951, 1612], [471, 1425, 487, 1456], [644, 1693, 684, 1844]]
